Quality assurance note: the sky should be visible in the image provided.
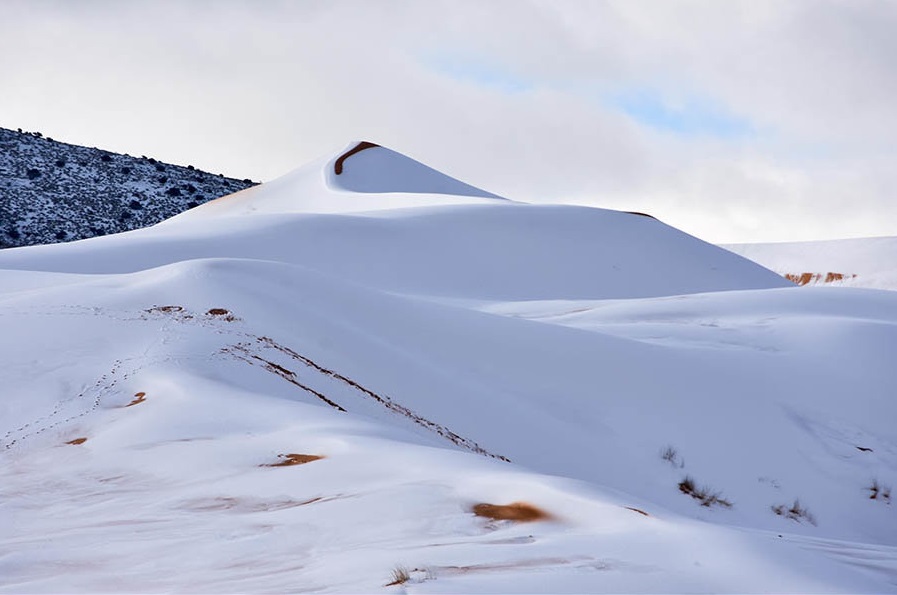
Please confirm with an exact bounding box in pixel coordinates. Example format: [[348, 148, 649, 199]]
[[1, 0, 895, 243]]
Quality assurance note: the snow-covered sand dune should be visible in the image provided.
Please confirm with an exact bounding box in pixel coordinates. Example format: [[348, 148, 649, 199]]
[[1, 142, 896, 592]]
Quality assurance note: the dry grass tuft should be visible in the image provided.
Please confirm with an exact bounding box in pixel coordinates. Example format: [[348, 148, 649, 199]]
[[678, 476, 733, 508], [66, 437, 88, 445], [868, 479, 892, 503], [772, 499, 817, 525], [472, 501, 552, 522], [624, 506, 650, 516], [261, 453, 325, 467], [660, 445, 684, 468], [385, 565, 411, 587]]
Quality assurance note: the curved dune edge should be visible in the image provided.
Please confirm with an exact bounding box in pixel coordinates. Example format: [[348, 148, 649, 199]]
[[334, 141, 380, 175]]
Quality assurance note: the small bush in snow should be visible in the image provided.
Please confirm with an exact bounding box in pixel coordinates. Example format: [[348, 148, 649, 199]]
[[678, 475, 732, 508], [661, 445, 684, 468], [772, 499, 817, 525], [386, 566, 411, 586], [868, 479, 892, 503]]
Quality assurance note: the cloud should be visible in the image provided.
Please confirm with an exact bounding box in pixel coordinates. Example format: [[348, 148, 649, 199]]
[[0, 0, 894, 242], [418, 52, 535, 95]]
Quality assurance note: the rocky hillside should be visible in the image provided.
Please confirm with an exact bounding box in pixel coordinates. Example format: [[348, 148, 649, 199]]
[[0, 127, 257, 248]]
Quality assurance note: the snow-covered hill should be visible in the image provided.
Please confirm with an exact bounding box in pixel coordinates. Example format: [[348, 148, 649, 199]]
[[1, 142, 895, 593], [0, 127, 256, 248], [725, 237, 897, 291]]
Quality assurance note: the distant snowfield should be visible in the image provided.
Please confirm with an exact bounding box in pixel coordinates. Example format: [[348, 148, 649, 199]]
[[1, 142, 896, 593], [725, 236, 897, 291]]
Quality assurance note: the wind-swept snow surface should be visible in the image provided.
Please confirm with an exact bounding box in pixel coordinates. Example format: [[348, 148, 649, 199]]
[[1, 144, 896, 593]]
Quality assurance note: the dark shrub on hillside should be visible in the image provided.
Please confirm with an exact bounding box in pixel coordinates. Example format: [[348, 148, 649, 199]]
[[55, 159, 66, 167], [121, 166, 132, 175], [100, 154, 112, 162], [155, 163, 165, 171], [128, 199, 143, 210], [26, 168, 41, 180], [165, 187, 182, 197]]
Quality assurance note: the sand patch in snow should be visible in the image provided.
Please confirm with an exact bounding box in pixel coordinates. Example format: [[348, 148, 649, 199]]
[[126, 392, 146, 407], [334, 141, 379, 175], [472, 502, 551, 522], [783, 272, 856, 286], [262, 453, 325, 467]]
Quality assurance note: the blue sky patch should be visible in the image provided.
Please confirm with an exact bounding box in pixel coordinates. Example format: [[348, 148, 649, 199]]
[[606, 88, 754, 139]]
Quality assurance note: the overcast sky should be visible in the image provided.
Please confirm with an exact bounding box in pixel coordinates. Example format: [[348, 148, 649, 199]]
[[2, 0, 895, 243]]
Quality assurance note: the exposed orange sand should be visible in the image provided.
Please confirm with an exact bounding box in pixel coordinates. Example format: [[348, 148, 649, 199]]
[[334, 141, 379, 175], [784, 272, 856, 286], [262, 453, 325, 467], [126, 392, 146, 407], [472, 501, 551, 522]]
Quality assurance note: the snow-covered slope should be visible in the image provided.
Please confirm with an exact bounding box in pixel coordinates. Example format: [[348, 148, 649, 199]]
[[0, 127, 256, 248], [725, 236, 897, 291], [1, 143, 896, 593]]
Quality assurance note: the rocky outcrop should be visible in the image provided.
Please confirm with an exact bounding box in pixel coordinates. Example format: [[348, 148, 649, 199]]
[[0, 127, 257, 248]]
